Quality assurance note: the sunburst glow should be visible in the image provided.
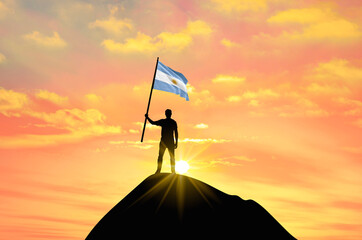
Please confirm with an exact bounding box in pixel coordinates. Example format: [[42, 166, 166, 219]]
[[175, 160, 190, 174]]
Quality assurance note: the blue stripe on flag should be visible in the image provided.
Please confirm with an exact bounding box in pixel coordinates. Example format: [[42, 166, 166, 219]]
[[154, 80, 189, 101], [157, 61, 188, 85]]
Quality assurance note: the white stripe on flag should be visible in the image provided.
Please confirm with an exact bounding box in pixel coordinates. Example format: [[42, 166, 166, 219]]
[[155, 70, 187, 93]]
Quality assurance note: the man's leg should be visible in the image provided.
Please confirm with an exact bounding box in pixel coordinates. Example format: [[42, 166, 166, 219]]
[[168, 146, 176, 173], [156, 142, 166, 173]]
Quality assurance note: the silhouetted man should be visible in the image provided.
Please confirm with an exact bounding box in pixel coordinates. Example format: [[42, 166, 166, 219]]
[[145, 109, 178, 174]]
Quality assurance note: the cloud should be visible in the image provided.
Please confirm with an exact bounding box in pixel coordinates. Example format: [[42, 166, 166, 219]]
[[23, 31, 67, 48], [35, 90, 69, 106], [194, 123, 208, 129], [221, 38, 241, 48], [334, 97, 362, 116], [108, 138, 230, 149], [88, 6, 133, 35], [306, 83, 350, 96], [0, 88, 121, 148], [266, 7, 361, 42], [101, 20, 212, 54], [0, 109, 121, 148], [0, 52, 6, 64], [85, 93, 103, 104], [197, 155, 255, 168], [212, 74, 245, 83], [109, 140, 156, 150], [26, 108, 118, 134], [0, 87, 29, 117], [102, 32, 158, 54], [226, 96, 241, 102], [209, 0, 267, 14], [311, 59, 362, 83], [184, 20, 213, 36], [276, 96, 329, 118], [267, 7, 333, 24], [156, 31, 193, 51], [305, 59, 362, 97], [244, 89, 279, 99], [187, 84, 216, 107], [248, 99, 259, 107], [179, 138, 231, 144], [218, 155, 256, 164], [134, 121, 159, 131], [298, 19, 361, 41]]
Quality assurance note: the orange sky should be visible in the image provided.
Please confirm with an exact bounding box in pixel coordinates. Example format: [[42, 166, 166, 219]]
[[0, 0, 361, 239]]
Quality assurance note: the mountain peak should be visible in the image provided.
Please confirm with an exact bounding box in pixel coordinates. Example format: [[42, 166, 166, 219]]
[[86, 173, 296, 239]]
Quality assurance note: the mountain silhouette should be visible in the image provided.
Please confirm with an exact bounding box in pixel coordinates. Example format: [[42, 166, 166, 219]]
[[86, 173, 296, 239]]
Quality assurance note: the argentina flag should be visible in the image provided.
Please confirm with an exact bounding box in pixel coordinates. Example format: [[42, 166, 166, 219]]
[[153, 61, 189, 101]]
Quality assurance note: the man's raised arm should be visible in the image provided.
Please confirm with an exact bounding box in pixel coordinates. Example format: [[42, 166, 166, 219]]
[[145, 114, 155, 125], [145, 114, 159, 125]]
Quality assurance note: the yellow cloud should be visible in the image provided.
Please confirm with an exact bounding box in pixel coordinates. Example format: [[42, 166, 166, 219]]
[[221, 38, 241, 48], [179, 138, 231, 144], [23, 31, 67, 48], [312, 59, 362, 83], [212, 74, 245, 83], [226, 89, 279, 104], [210, 0, 267, 14], [134, 121, 159, 131], [0, 87, 28, 117], [101, 32, 158, 54], [0, 125, 120, 148], [335, 97, 362, 107], [243, 89, 280, 99], [306, 83, 350, 96], [334, 97, 362, 116], [0, 108, 121, 148], [108, 138, 231, 149], [35, 90, 69, 106], [276, 95, 329, 118], [305, 59, 362, 96], [157, 31, 192, 51], [248, 99, 259, 107], [88, 6, 133, 34], [85, 93, 103, 104], [0, 52, 6, 64], [0, 87, 121, 148], [300, 19, 361, 41], [267, 7, 361, 42], [267, 8, 334, 24], [218, 155, 256, 162], [101, 20, 212, 54], [184, 20, 213, 36], [27, 108, 107, 129], [194, 123, 208, 129], [188, 87, 215, 107], [226, 95, 241, 102], [89, 17, 133, 34]]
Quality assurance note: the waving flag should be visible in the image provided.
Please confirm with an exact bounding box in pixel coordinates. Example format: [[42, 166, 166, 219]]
[[153, 61, 189, 101], [141, 58, 189, 142]]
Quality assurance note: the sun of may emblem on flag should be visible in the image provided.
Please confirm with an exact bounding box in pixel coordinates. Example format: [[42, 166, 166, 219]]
[[171, 79, 178, 85]]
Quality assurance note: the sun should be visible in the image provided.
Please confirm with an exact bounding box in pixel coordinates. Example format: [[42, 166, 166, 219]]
[[175, 160, 190, 174]]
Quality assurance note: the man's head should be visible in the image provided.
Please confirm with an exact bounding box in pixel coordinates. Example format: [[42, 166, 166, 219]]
[[165, 109, 172, 118]]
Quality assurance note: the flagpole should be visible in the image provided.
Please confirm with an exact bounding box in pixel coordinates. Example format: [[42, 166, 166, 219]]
[[141, 57, 159, 142]]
